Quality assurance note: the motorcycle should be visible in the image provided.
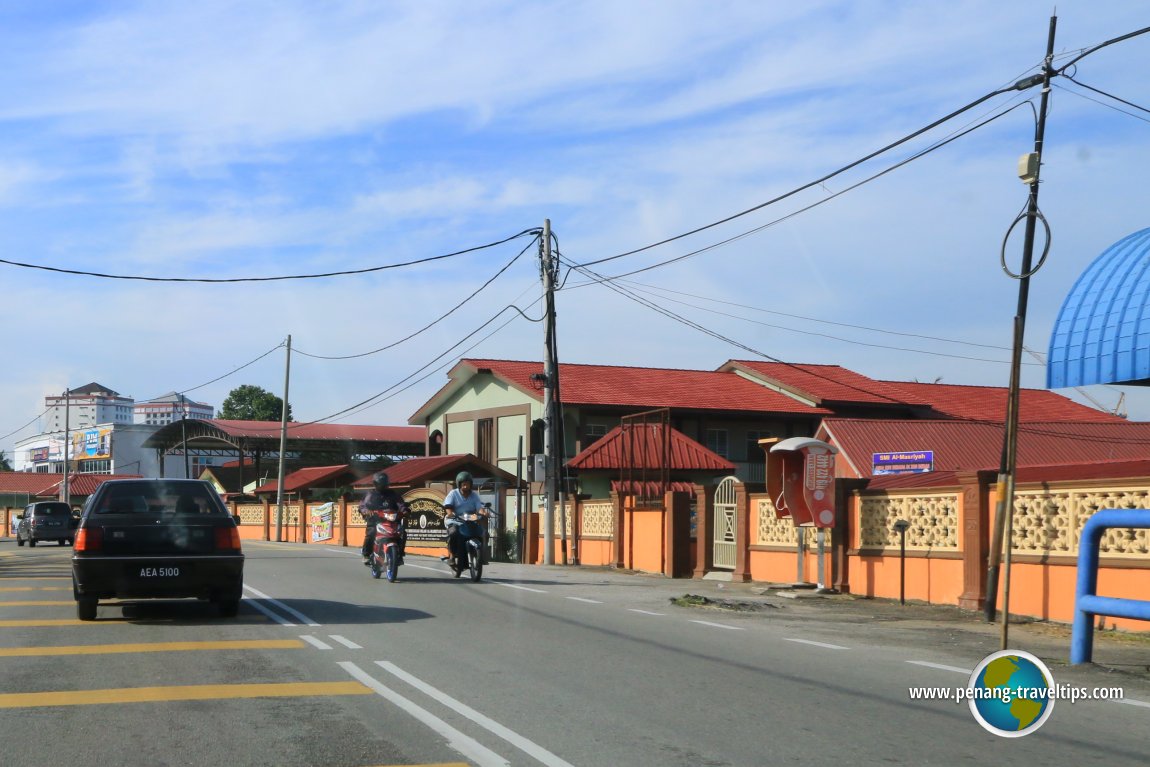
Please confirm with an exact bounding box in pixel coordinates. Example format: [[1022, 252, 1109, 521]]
[[369, 510, 404, 582], [448, 503, 489, 582]]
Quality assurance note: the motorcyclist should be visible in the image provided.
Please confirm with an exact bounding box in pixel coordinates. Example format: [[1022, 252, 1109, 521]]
[[359, 471, 409, 566], [443, 470, 488, 569]]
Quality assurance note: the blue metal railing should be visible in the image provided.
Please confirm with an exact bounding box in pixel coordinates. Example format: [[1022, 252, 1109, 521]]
[[1070, 508, 1150, 664]]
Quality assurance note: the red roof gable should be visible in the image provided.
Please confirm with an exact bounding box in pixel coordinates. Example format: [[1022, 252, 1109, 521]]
[[720, 360, 929, 407], [568, 424, 735, 472], [253, 465, 358, 494], [820, 419, 1150, 477], [422, 359, 833, 416], [879, 380, 1124, 423]]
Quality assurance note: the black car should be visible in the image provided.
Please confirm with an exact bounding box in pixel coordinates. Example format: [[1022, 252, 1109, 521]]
[[16, 501, 75, 546], [71, 479, 245, 621]]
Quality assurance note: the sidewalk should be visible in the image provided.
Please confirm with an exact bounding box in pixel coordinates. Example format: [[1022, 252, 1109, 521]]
[[677, 574, 1150, 685]]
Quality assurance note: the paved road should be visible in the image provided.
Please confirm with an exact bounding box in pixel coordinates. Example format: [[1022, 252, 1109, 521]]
[[1, 540, 1148, 766]]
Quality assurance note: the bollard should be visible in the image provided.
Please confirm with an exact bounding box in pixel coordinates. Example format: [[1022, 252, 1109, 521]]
[[894, 519, 910, 605]]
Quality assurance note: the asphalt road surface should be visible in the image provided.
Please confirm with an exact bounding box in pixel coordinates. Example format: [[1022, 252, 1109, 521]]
[[2, 539, 1148, 766]]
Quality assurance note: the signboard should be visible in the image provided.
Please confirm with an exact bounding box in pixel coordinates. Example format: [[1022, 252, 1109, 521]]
[[30, 447, 50, 463], [872, 450, 934, 476], [766, 437, 838, 528], [72, 428, 112, 460], [310, 502, 335, 543], [403, 487, 448, 548]]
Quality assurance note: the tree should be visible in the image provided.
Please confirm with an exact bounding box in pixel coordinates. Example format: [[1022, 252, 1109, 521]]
[[219, 385, 292, 422], [0, 450, 11, 472]]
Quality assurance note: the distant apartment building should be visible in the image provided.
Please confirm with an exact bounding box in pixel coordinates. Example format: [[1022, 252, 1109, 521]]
[[134, 392, 214, 426], [44, 382, 134, 432]]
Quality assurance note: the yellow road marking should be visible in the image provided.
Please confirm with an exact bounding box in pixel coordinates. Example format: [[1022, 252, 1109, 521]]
[[0, 577, 71, 581], [0, 639, 306, 657], [0, 619, 112, 627], [0, 586, 70, 592], [0, 600, 72, 606], [0, 681, 373, 708]]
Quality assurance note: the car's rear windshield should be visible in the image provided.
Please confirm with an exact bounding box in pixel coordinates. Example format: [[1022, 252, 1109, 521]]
[[94, 483, 226, 516], [33, 504, 71, 516]]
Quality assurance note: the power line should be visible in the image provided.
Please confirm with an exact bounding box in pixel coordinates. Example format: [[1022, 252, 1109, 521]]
[[0, 408, 50, 444], [564, 101, 1029, 281], [617, 280, 1037, 366], [294, 233, 540, 360], [0, 229, 542, 283], [1055, 80, 1150, 125], [572, 83, 1032, 269]]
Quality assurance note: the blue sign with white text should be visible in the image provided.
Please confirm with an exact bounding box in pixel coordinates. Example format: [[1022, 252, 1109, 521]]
[[872, 450, 934, 475]]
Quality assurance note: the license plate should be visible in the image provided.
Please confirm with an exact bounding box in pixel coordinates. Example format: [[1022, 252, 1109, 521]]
[[139, 566, 181, 578]]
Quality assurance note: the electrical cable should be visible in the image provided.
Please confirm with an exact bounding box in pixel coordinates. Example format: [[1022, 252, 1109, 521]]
[[0, 228, 542, 283], [0, 408, 50, 444], [1053, 81, 1150, 125], [289, 297, 544, 428], [618, 280, 1037, 366], [563, 101, 1030, 283], [572, 83, 1032, 269], [616, 280, 1014, 351], [1062, 73, 1150, 115], [294, 233, 540, 360], [135, 342, 287, 404]]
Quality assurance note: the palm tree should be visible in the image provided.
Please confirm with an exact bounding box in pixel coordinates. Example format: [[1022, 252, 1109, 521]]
[[0, 450, 12, 472]]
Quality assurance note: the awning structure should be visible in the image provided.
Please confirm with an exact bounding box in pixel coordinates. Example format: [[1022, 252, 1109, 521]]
[[142, 419, 426, 481], [1048, 227, 1150, 388]]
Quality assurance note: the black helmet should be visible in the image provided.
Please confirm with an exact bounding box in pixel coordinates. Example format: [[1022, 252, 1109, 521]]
[[455, 471, 473, 486], [372, 471, 390, 492]]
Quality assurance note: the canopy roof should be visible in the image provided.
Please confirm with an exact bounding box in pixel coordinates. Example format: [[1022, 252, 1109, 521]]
[[143, 419, 426, 463]]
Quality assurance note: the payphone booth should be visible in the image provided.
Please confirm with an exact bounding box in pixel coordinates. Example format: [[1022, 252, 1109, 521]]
[[766, 437, 838, 589]]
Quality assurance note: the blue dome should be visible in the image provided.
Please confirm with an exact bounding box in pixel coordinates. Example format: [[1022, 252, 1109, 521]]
[[1048, 228, 1150, 388]]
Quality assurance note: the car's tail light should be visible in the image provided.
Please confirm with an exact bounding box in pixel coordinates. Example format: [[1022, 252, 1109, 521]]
[[74, 527, 102, 552], [215, 526, 242, 551]]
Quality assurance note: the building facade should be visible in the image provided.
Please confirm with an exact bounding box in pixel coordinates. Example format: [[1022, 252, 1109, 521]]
[[134, 392, 214, 426]]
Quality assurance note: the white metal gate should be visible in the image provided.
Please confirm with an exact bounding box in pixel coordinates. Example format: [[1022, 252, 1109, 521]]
[[712, 476, 739, 570]]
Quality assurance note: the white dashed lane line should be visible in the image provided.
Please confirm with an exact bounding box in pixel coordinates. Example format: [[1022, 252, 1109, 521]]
[[689, 620, 744, 631], [782, 637, 848, 650], [566, 597, 603, 604], [496, 583, 548, 593], [906, 660, 970, 674]]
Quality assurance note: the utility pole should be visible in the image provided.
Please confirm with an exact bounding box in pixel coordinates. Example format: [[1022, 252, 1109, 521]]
[[181, 393, 190, 479], [541, 221, 556, 565], [985, 14, 1058, 648], [275, 335, 292, 543], [61, 387, 70, 505]]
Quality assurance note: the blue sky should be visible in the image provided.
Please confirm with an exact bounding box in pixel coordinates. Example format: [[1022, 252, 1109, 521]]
[[3, 1, 1150, 456]]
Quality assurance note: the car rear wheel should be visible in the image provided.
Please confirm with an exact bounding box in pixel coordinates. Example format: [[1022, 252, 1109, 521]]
[[16, 537, 24, 547], [77, 596, 98, 621], [57, 539, 66, 546], [28, 539, 36, 548]]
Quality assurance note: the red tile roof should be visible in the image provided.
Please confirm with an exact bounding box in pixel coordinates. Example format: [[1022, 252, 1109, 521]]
[[212, 420, 426, 443], [0, 472, 139, 498], [420, 359, 833, 416], [819, 419, 1150, 477], [878, 380, 1125, 423], [253, 465, 359, 494], [567, 424, 735, 472], [720, 360, 930, 407]]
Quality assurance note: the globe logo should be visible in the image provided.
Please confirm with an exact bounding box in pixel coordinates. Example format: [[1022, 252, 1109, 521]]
[[968, 650, 1055, 737]]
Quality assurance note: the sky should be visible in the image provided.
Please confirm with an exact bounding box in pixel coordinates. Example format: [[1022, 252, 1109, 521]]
[[3, 1, 1150, 458]]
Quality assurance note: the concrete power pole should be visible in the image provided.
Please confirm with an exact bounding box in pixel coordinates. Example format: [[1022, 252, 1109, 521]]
[[541, 221, 556, 565], [985, 14, 1058, 648], [275, 334, 292, 543]]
